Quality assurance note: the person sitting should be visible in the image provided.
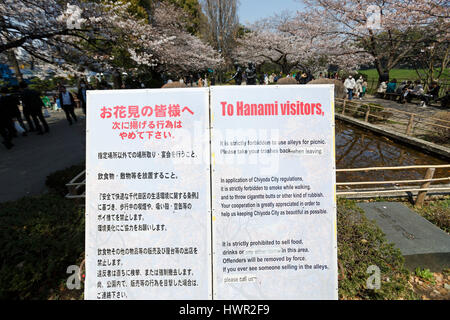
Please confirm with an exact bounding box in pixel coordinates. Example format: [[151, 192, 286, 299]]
[[440, 90, 449, 109], [386, 79, 397, 93], [419, 81, 440, 107], [376, 81, 387, 94], [396, 81, 407, 94], [405, 80, 424, 103], [398, 80, 413, 103]]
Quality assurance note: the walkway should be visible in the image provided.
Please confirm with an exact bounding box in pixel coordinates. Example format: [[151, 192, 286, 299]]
[[339, 95, 450, 152], [361, 94, 446, 118], [358, 201, 450, 272], [0, 108, 85, 203]]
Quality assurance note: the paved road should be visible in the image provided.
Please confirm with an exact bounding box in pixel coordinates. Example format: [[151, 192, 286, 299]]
[[0, 108, 86, 203]]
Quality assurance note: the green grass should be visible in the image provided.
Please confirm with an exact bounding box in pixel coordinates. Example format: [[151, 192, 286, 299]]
[[359, 68, 450, 82], [337, 198, 416, 300], [415, 268, 435, 284], [406, 198, 450, 234], [0, 193, 84, 299], [0, 163, 417, 300]]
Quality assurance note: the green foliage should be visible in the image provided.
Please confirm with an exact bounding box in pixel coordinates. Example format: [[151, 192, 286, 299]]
[[28, 78, 58, 94], [166, 0, 203, 35], [45, 163, 85, 197], [407, 198, 450, 233], [337, 198, 416, 300], [0, 193, 84, 299], [359, 68, 450, 83], [414, 268, 435, 284]]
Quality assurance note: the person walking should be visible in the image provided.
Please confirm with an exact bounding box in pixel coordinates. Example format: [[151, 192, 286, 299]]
[[59, 86, 78, 125], [19, 81, 49, 134], [354, 76, 364, 100], [344, 75, 356, 100], [361, 79, 368, 98]]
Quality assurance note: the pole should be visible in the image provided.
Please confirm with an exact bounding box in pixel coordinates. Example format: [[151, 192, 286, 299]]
[[415, 167, 435, 208]]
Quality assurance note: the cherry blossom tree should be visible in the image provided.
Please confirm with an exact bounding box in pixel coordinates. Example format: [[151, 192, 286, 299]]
[[233, 12, 370, 75], [300, 0, 450, 82], [0, 0, 222, 79]]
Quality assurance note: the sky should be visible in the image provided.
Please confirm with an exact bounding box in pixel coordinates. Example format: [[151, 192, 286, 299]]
[[238, 0, 305, 26]]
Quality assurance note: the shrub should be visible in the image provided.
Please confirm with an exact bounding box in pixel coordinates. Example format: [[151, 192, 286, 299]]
[[45, 163, 85, 197], [161, 82, 187, 88], [276, 77, 298, 85], [0, 193, 84, 299], [337, 198, 416, 300], [432, 111, 450, 142], [308, 78, 347, 99]]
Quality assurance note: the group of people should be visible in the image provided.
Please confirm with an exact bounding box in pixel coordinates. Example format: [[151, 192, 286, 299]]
[[344, 75, 368, 100], [226, 62, 323, 86], [1, 80, 89, 150], [0, 81, 50, 149], [377, 79, 442, 107]]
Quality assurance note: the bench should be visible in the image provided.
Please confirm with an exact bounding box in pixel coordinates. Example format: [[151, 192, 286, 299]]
[[375, 92, 401, 101], [407, 95, 446, 108], [384, 92, 401, 101]]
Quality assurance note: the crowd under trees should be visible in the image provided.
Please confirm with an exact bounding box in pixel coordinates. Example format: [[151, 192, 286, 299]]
[[0, 0, 448, 86]]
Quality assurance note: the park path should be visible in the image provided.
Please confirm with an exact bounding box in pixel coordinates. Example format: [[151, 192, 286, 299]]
[[0, 108, 85, 203], [360, 94, 448, 119]]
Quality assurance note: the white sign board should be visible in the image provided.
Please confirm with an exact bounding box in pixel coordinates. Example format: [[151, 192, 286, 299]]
[[210, 85, 337, 299], [85, 88, 212, 300]]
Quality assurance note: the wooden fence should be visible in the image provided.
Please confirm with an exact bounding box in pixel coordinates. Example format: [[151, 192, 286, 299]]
[[335, 98, 450, 140], [66, 165, 450, 207], [336, 164, 450, 207]]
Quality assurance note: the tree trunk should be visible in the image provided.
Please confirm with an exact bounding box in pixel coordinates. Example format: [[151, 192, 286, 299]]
[[7, 50, 23, 82], [374, 59, 389, 84], [112, 70, 122, 89]]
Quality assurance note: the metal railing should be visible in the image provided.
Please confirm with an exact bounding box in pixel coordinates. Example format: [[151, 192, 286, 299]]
[[66, 170, 85, 199]]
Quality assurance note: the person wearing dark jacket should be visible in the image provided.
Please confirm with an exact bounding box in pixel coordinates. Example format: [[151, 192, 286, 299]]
[[1, 86, 26, 136], [19, 81, 49, 134], [419, 82, 441, 107], [77, 79, 88, 115], [0, 89, 16, 149], [59, 86, 78, 125]]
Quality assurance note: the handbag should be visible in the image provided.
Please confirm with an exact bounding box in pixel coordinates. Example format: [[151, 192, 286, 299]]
[[14, 121, 25, 134]]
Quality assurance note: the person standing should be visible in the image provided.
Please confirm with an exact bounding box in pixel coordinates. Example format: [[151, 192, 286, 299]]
[[1, 86, 27, 135], [59, 86, 78, 125], [344, 75, 356, 100], [355, 76, 364, 100], [19, 81, 49, 134], [77, 79, 88, 115], [361, 79, 368, 98], [0, 89, 16, 149]]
